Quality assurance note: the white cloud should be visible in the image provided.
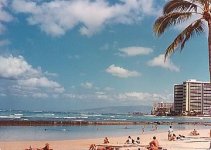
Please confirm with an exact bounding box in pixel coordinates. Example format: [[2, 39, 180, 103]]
[[32, 92, 48, 98], [63, 90, 173, 105], [0, 55, 40, 79], [106, 64, 140, 78], [95, 91, 108, 100], [63, 93, 76, 99], [119, 46, 153, 57], [81, 82, 93, 89], [116, 92, 173, 103], [0, 55, 64, 98], [44, 71, 58, 77], [121, 92, 151, 100], [0, 1, 12, 21], [18, 77, 59, 88], [147, 54, 180, 72], [11, 0, 158, 36], [0, 0, 13, 34]]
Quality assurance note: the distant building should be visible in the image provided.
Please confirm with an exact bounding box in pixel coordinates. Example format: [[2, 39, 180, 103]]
[[174, 79, 211, 115], [152, 102, 174, 116]]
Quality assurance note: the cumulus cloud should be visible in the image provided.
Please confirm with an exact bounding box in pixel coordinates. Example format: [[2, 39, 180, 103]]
[[18, 77, 59, 88], [119, 46, 153, 57], [11, 0, 157, 36], [0, 55, 40, 79], [106, 64, 140, 78], [147, 54, 180, 72], [0, 0, 13, 34], [0, 55, 64, 98]]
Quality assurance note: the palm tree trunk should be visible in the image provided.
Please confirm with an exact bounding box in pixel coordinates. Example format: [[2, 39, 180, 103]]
[[208, 20, 211, 82]]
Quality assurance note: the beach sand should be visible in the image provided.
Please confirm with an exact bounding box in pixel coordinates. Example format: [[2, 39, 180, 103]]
[[0, 128, 211, 150]]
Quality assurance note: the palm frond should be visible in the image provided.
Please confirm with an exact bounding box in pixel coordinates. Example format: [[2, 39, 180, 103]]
[[181, 19, 204, 49], [164, 19, 204, 59], [164, 0, 198, 14], [154, 12, 192, 36]]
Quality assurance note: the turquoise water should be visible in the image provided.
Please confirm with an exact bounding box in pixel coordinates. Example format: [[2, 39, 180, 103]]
[[0, 110, 210, 141], [0, 124, 208, 141]]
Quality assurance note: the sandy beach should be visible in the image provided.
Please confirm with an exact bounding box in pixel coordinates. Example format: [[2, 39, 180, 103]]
[[0, 128, 211, 150]]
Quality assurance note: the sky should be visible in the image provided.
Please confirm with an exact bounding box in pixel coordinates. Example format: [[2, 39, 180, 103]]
[[0, 0, 209, 111]]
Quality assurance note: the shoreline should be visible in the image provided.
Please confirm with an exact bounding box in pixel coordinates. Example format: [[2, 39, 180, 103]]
[[0, 120, 211, 126]]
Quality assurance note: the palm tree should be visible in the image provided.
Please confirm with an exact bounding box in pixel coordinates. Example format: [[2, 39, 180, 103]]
[[153, 0, 211, 81]]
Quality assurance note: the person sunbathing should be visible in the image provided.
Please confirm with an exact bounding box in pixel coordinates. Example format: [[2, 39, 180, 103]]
[[25, 146, 34, 150], [176, 134, 186, 140], [148, 136, 159, 150], [38, 143, 53, 150], [190, 129, 200, 136], [136, 137, 140, 144], [104, 137, 109, 144], [89, 144, 96, 150], [169, 134, 176, 141], [125, 136, 134, 144], [96, 146, 113, 150]]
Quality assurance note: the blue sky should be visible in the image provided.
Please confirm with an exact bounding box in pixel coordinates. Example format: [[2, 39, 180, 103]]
[[0, 0, 209, 111]]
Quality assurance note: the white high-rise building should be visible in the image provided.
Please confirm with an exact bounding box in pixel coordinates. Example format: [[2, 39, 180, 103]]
[[174, 79, 211, 115]]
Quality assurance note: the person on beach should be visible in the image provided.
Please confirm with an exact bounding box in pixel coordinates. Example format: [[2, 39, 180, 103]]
[[39, 143, 53, 150], [104, 137, 109, 144], [176, 134, 186, 140], [89, 144, 96, 150], [125, 136, 134, 144], [190, 129, 199, 136], [168, 126, 173, 140], [142, 126, 145, 134], [155, 125, 158, 130], [148, 136, 159, 150], [169, 134, 176, 141], [136, 137, 140, 144]]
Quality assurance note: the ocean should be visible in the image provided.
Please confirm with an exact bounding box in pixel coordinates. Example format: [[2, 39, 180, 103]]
[[0, 110, 210, 141]]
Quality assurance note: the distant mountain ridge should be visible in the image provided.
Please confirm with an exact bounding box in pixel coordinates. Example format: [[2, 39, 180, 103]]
[[77, 105, 152, 114]]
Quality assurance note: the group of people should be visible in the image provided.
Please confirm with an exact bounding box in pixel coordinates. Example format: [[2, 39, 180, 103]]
[[125, 135, 159, 150], [168, 126, 181, 141], [89, 135, 159, 150], [25, 143, 53, 150], [89, 137, 111, 150], [168, 126, 199, 141], [168, 126, 175, 141], [89, 125, 202, 150], [125, 136, 140, 144]]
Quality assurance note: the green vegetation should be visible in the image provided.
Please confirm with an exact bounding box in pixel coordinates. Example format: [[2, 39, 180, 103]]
[[153, 0, 211, 81]]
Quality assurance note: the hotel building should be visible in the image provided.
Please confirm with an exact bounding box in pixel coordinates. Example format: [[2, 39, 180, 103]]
[[152, 102, 174, 116], [174, 80, 211, 115]]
